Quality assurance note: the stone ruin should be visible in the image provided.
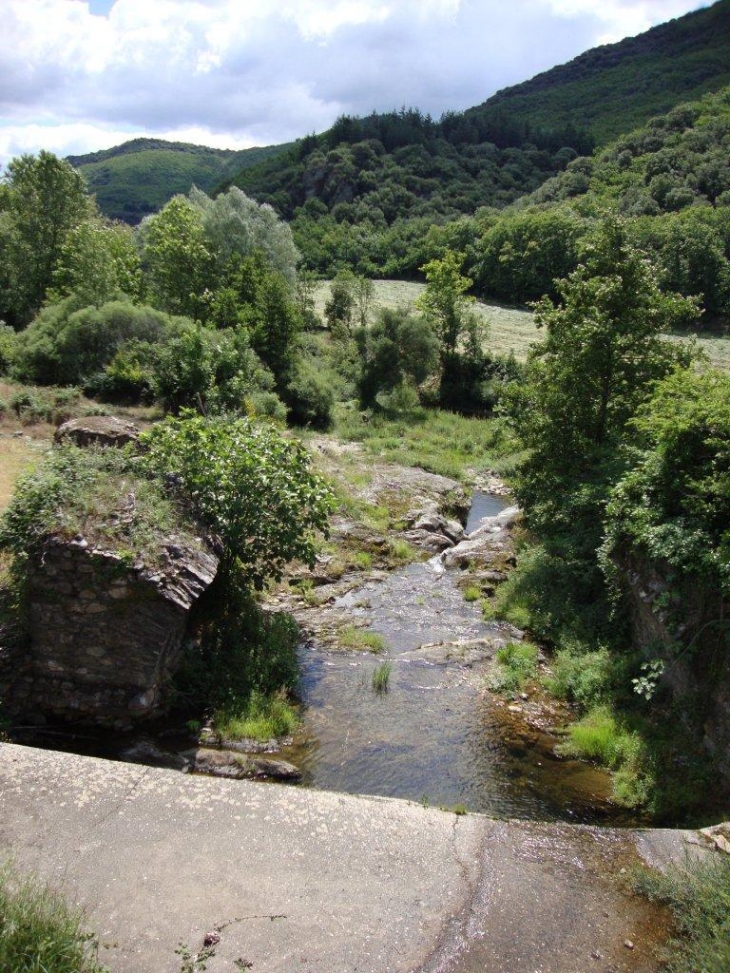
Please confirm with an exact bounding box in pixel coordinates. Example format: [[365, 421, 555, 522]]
[[1, 416, 219, 728]]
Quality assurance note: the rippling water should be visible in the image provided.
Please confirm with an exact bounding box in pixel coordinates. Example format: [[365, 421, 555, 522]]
[[278, 494, 638, 825]]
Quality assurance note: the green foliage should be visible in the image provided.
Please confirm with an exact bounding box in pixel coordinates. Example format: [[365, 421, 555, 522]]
[[0, 863, 108, 973], [69, 137, 290, 224], [189, 186, 299, 286], [545, 644, 612, 709], [324, 272, 356, 338], [355, 307, 439, 408], [0, 325, 16, 375], [149, 322, 277, 416], [488, 541, 618, 646], [50, 219, 141, 307], [602, 368, 730, 596], [285, 357, 335, 429], [0, 151, 93, 327], [12, 299, 177, 387], [416, 251, 477, 361], [633, 855, 730, 973], [0, 446, 180, 565], [510, 217, 698, 538], [139, 196, 214, 319], [488, 641, 539, 694], [176, 565, 301, 729], [474, 207, 585, 304], [140, 413, 333, 586]]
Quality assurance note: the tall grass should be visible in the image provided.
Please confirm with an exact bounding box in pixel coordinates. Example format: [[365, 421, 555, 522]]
[[372, 660, 392, 693], [215, 689, 300, 742], [0, 864, 108, 973], [332, 404, 520, 480]]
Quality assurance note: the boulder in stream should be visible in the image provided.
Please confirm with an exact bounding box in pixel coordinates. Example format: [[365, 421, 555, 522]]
[[185, 747, 302, 782]]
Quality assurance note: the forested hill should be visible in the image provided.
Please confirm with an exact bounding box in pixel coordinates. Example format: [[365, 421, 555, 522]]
[[222, 0, 730, 239], [67, 138, 290, 224], [464, 0, 730, 146]]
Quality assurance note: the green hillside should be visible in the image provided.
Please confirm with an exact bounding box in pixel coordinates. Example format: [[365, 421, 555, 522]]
[[464, 0, 730, 146], [68, 138, 290, 223], [219, 0, 730, 275]]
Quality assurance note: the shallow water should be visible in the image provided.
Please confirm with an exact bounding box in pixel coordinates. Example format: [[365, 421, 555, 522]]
[[278, 493, 639, 825], [23, 492, 641, 824]]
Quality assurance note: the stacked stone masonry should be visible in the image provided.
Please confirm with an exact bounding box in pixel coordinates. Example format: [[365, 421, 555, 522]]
[[8, 536, 218, 728]]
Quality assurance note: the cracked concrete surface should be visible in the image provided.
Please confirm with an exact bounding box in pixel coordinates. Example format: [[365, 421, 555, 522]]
[[0, 743, 696, 973]]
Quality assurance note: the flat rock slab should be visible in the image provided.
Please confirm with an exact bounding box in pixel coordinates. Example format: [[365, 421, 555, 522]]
[[0, 743, 695, 973]]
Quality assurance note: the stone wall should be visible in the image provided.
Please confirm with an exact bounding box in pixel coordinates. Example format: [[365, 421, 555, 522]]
[[619, 551, 730, 780], [5, 535, 218, 728]]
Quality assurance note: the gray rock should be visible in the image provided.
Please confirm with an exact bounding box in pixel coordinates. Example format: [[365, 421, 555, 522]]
[[121, 739, 190, 771], [185, 747, 302, 782], [54, 415, 140, 448]]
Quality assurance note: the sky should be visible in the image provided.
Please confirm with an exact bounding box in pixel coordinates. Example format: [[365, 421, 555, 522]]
[[0, 0, 714, 167]]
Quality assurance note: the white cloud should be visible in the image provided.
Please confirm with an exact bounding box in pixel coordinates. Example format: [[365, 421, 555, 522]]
[[0, 0, 714, 167]]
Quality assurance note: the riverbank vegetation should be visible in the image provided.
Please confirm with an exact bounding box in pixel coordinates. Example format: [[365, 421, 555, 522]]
[[634, 854, 730, 973]]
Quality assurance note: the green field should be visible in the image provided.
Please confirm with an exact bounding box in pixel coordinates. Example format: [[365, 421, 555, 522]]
[[314, 280, 730, 369], [313, 280, 540, 359]]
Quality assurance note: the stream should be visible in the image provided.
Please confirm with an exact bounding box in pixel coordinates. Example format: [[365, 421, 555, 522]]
[[22, 491, 641, 825], [274, 492, 637, 825]]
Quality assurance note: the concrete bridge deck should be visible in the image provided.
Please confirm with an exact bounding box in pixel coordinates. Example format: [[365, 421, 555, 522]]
[[0, 742, 697, 973]]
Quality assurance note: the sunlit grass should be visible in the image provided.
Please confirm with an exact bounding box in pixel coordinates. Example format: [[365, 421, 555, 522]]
[[332, 403, 520, 481], [338, 625, 386, 653], [0, 863, 108, 973], [214, 690, 300, 742]]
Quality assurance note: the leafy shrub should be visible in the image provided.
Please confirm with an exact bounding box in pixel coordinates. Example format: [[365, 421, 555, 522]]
[[12, 299, 177, 386], [85, 341, 156, 404], [140, 412, 333, 587], [355, 307, 438, 408], [488, 641, 539, 693], [545, 644, 612, 709], [285, 357, 335, 429], [602, 368, 730, 599], [150, 324, 275, 415], [246, 390, 287, 423], [0, 325, 16, 376]]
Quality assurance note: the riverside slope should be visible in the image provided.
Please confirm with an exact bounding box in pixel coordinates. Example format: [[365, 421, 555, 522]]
[[0, 742, 700, 973]]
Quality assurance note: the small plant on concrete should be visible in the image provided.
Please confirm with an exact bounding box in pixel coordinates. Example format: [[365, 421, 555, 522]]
[[372, 660, 392, 693]]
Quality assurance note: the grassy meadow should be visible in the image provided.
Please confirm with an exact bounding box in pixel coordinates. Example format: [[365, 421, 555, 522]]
[[314, 280, 730, 369]]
